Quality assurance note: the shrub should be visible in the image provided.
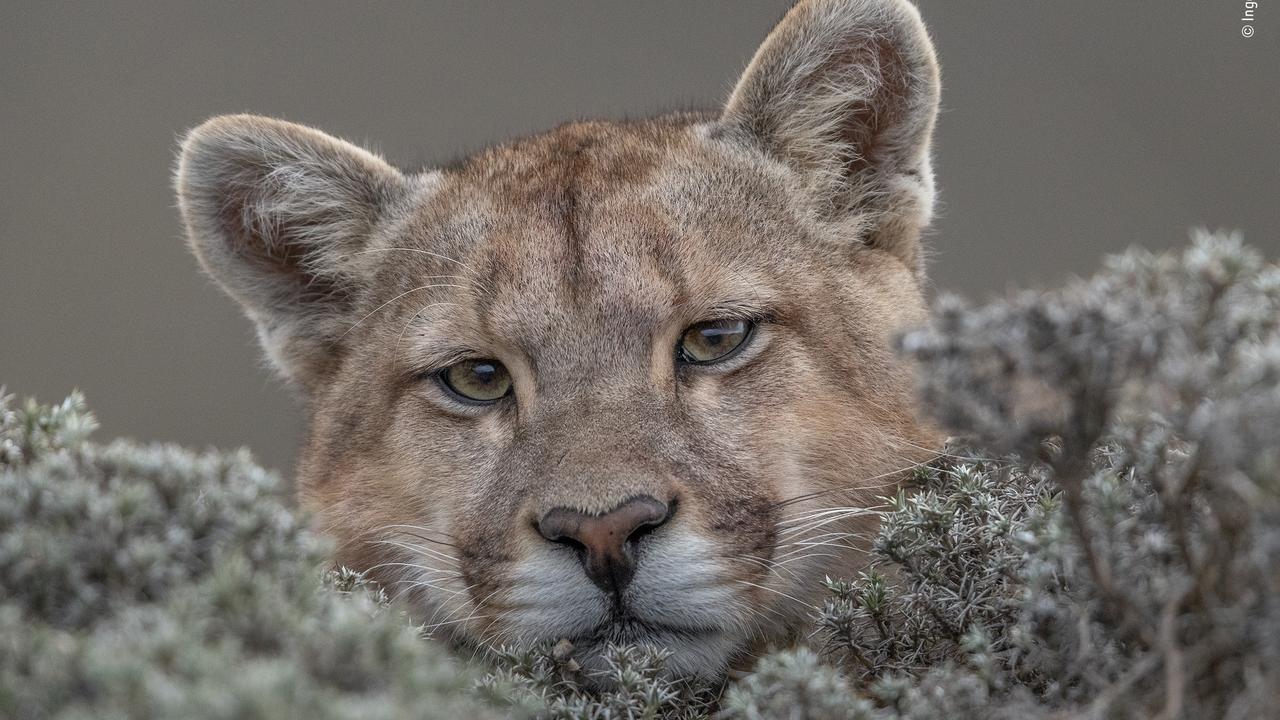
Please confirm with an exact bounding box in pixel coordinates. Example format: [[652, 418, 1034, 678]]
[[0, 392, 505, 720], [3, 232, 1276, 718], [788, 232, 1280, 718]]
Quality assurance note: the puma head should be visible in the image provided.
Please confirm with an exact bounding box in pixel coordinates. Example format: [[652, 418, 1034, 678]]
[[175, 0, 941, 679]]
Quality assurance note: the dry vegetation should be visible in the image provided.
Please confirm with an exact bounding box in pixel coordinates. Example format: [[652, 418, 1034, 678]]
[[3, 234, 1276, 719]]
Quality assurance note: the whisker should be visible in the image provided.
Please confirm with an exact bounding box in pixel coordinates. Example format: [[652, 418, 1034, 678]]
[[775, 532, 864, 551], [736, 553, 803, 582], [362, 561, 464, 587], [396, 301, 464, 355], [778, 509, 883, 539], [775, 529, 872, 544], [437, 587, 505, 643], [774, 543, 853, 562], [734, 579, 816, 610], [372, 524, 459, 548], [342, 246, 473, 270], [391, 578, 471, 598], [421, 589, 467, 631], [423, 613, 495, 632], [777, 505, 885, 530], [894, 436, 1001, 464], [778, 504, 889, 523], [769, 551, 841, 568], [337, 283, 471, 342], [772, 539, 869, 559], [372, 538, 459, 567], [770, 459, 932, 511]]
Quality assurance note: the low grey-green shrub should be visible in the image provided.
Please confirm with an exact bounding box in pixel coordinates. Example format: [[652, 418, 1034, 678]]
[[733, 232, 1279, 719], [0, 392, 506, 720], [3, 232, 1276, 719]]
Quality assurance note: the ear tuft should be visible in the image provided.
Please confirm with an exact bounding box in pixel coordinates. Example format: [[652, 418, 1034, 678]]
[[720, 0, 940, 273], [175, 114, 407, 387]]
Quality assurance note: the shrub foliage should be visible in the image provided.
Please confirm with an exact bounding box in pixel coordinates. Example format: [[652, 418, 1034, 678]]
[[2, 233, 1276, 718]]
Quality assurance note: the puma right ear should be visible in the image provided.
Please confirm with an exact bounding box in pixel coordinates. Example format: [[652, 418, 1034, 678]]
[[175, 114, 408, 388], [719, 0, 941, 274]]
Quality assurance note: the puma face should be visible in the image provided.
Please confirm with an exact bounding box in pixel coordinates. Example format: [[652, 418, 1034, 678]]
[[176, 0, 942, 679]]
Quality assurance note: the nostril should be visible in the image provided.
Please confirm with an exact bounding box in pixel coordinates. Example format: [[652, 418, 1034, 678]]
[[551, 534, 586, 553], [627, 496, 676, 544], [627, 522, 657, 543], [536, 509, 586, 548]]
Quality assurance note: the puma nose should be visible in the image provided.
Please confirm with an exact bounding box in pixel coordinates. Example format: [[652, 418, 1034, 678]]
[[537, 495, 671, 595]]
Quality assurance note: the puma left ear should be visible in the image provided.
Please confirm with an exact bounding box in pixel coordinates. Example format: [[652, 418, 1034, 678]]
[[719, 0, 941, 274]]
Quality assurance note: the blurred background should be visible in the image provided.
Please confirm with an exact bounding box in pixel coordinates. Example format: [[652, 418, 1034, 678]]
[[2, 1, 1277, 474]]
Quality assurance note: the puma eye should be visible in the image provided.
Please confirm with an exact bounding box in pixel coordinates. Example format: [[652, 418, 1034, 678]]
[[678, 319, 754, 365], [438, 359, 513, 403]]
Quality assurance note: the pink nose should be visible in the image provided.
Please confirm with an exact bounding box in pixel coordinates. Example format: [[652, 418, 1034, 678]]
[[536, 495, 672, 595]]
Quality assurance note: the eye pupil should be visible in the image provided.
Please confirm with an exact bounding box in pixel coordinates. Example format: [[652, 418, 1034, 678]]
[[679, 319, 753, 364]]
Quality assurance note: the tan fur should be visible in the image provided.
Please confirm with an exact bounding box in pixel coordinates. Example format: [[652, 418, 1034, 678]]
[[175, 0, 942, 678]]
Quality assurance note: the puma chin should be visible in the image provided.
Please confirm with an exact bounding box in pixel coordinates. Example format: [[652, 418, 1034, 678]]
[[175, 0, 942, 680]]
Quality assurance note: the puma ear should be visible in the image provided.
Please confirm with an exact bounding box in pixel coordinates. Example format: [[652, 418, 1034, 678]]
[[175, 114, 408, 388], [719, 0, 941, 273]]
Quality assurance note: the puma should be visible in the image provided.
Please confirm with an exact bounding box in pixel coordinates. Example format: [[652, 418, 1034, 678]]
[[175, 0, 942, 679]]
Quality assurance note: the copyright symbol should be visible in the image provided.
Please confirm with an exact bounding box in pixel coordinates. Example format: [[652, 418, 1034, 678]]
[[1242, 24, 1254, 37]]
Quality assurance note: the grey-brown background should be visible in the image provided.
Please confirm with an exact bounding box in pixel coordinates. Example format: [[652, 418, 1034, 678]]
[[3, 2, 1277, 474]]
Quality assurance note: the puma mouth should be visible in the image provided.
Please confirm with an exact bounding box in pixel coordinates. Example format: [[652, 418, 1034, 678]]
[[565, 620, 741, 680], [577, 615, 722, 644]]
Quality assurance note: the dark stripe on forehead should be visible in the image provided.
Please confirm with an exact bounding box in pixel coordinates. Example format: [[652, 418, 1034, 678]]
[[534, 124, 668, 303], [551, 132, 596, 303], [437, 121, 694, 353]]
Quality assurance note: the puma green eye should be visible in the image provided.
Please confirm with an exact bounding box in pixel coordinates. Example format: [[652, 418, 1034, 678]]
[[438, 359, 512, 403], [678, 319, 754, 365]]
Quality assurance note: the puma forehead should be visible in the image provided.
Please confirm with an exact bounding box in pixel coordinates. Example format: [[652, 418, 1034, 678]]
[[175, 0, 941, 679]]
